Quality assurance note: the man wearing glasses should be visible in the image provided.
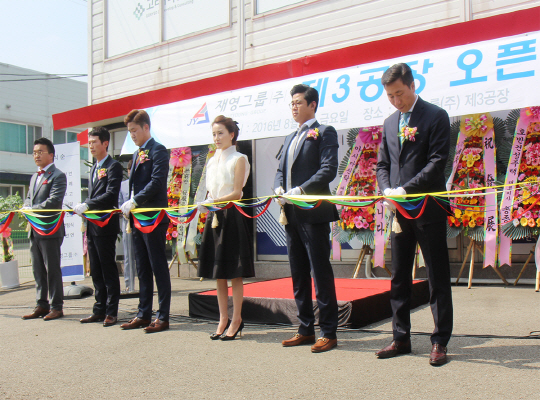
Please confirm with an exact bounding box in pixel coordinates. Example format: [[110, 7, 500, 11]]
[[274, 84, 340, 353], [22, 138, 67, 321]]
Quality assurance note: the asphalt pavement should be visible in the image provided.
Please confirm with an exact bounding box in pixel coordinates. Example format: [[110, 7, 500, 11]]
[[1, 276, 539, 399]]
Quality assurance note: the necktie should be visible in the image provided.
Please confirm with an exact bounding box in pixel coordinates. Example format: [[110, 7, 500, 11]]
[[286, 126, 304, 191], [35, 170, 45, 191], [399, 112, 411, 145]]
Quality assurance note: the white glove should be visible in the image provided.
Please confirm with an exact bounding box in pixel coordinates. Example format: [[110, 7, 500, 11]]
[[121, 199, 136, 218], [197, 198, 214, 214], [383, 188, 396, 212], [274, 187, 286, 206], [284, 186, 303, 204], [73, 203, 89, 216], [393, 187, 406, 196]]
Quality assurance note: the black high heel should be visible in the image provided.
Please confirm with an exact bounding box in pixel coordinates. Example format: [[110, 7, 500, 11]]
[[220, 321, 244, 341], [210, 319, 230, 340]]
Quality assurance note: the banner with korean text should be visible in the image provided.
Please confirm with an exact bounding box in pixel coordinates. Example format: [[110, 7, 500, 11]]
[[55, 143, 85, 282], [121, 31, 539, 153]]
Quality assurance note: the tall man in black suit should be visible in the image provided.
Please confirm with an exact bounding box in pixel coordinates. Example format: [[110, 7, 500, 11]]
[[376, 63, 453, 365], [274, 84, 340, 353], [120, 109, 171, 333], [74, 127, 122, 327], [22, 138, 67, 321]]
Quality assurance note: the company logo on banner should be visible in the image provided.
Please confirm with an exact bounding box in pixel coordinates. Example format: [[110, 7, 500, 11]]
[[54, 143, 84, 282], [121, 31, 539, 154], [188, 103, 210, 126]]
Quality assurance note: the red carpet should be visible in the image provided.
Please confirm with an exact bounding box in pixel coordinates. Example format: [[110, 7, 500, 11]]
[[190, 278, 429, 328], [200, 278, 396, 301]]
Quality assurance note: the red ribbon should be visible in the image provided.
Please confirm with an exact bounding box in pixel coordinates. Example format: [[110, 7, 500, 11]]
[[388, 196, 430, 219], [84, 210, 121, 227], [132, 210, 167, 233], [32, 212, 66, 236], [0, 212, 14, 234], [233, 199, 271, 218]]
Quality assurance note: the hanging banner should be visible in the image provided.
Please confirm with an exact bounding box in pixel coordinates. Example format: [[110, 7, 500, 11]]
[[122, 31, 540, 153], [500, 107, 540, 266], [446, 114, 497, 268], [55, 142, 84, 282]]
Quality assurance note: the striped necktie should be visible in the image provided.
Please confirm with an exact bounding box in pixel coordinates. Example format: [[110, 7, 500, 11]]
[[399, 112, 411, 145]]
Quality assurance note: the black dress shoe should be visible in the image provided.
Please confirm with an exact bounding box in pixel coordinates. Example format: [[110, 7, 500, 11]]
[[80, 314, 105, 323], [376, 340, 412, 358]]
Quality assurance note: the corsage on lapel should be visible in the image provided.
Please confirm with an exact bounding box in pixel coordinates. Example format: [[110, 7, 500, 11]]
[[306, 128, 319, 140], [138, 149, 150, 164], [400, 126, 418, 142], [97, 168, 107, 179]]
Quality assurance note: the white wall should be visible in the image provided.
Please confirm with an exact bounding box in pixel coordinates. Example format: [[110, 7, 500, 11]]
[[89, 0, 540, 104]]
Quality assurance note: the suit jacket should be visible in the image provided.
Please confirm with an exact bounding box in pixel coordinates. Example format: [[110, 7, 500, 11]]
[[274, 121, 339, 224], [85, 156, 122, 236], [25, 164, 67, 239], [129, 138, 169, 225], [376, 96, 450, 225]]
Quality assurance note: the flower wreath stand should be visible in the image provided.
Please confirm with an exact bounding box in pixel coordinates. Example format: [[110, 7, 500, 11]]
[[446, 113, 508, 288], [500, 107, 540, 291], [333, 127, 391, 278]]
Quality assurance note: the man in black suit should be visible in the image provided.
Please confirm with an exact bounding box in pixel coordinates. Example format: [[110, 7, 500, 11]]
[[376, 63, 453, 365], [120, 109, 171, 333], [74, 127, 122, 327], [22, 138, 67, 321], [274, 84, 339, 353]]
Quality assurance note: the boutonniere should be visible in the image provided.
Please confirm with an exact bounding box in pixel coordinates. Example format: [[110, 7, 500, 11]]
[[306, 128, 319, 140], [400, 125, 418, 142], [138, 149, 150, 164], [97, 168, 107, 179]]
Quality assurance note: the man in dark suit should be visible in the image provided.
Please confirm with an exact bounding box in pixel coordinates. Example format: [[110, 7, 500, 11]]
[[119, 109, 171, 333], [74, 127, 122, 327], [376, 63, 453, 365], [274, 84, 339, 353], [22, 138, 67, 321]]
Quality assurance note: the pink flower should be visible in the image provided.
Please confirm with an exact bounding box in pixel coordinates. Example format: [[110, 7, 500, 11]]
[[172, 231, 178, 238], [1, 226, 11, 238]]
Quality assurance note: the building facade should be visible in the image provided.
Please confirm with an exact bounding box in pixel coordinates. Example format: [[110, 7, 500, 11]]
[[0, 63, 87, 199]]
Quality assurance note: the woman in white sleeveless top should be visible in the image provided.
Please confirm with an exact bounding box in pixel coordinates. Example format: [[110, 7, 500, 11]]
[[197, 115, 254, 340]]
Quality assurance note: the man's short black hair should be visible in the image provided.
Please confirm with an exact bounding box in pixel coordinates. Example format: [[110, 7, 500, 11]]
[[89, 126, 111, 150], [381, 63, 414, 87], [34, 137, 55, 156], [290, 84, 319, 112]]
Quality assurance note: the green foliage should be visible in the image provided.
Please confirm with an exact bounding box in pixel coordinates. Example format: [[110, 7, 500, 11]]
[[0, 194, 23, 262]]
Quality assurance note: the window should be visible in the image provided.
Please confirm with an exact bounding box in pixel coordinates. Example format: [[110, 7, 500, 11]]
[[0, 122, 26, 153], [0, 122, 43, 154], [106, 0, 230, 58], [0, 185, 25, 199], [53, 130, 88, 160], [27, 125, 42, 154]]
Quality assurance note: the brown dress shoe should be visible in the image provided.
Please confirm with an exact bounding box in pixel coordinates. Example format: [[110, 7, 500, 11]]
[[120, 317, 151, 330], [429, 344, 448, 366], [282, 333, 316, 347], [144, 319, 169, 333], [376, 340, 412, 358], [311, 337, 338, 353], [43, 309, 64, 321], [80, 314, 105, 323], [22, 306, 50, 320], [103, 315, 118, 327]]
